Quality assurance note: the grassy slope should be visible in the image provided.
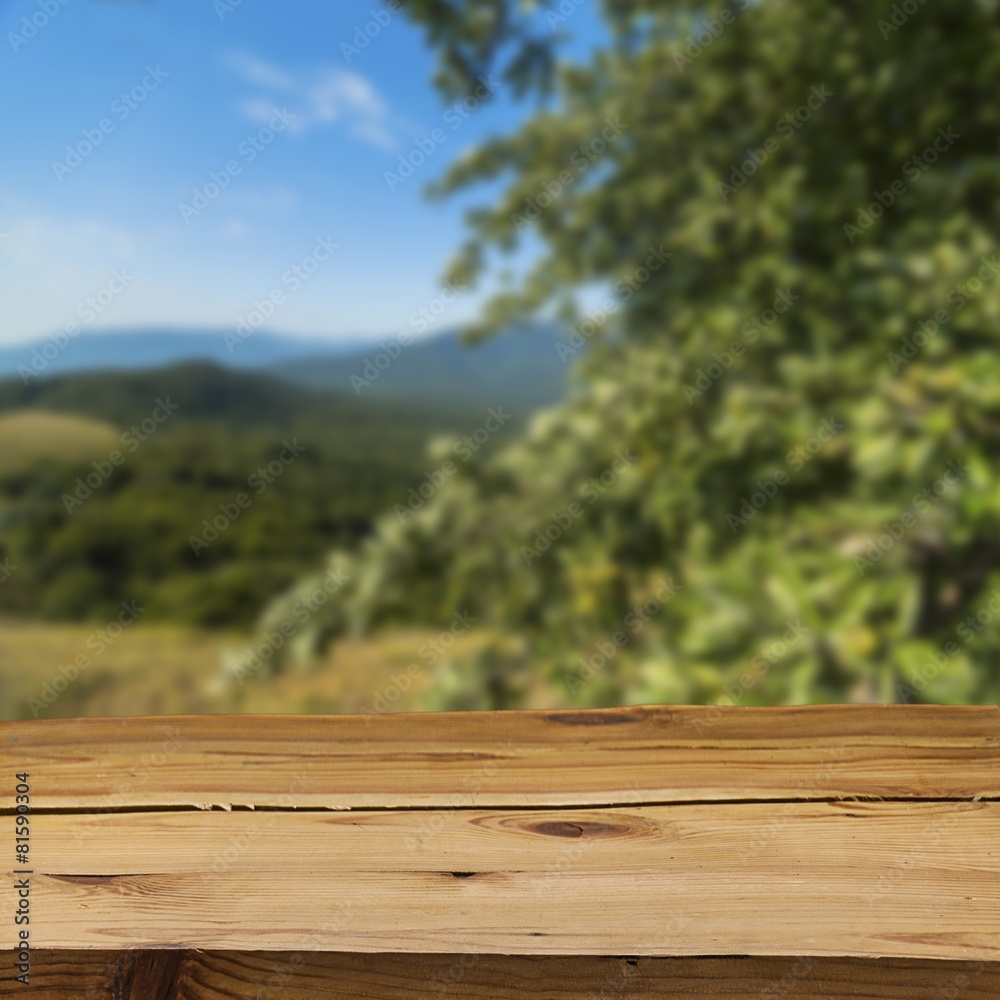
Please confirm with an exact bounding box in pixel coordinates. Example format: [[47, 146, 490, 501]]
[[0, 621, 499, 720], [0, 360, 493, 445], [0, 411, 119, 473]]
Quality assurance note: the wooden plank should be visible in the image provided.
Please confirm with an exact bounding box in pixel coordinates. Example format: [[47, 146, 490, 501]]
[[4, 706, 999, 810], [3, 953, 999, 999], [0, 951, 183, 999], [21, 799, 997, 875], [119, 951, 186, 1000], [0, 950, 122, 998], [5, 801, 998, 958]]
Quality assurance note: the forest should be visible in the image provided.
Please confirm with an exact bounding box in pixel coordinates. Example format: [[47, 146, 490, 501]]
[[0, 362, 511, 626]]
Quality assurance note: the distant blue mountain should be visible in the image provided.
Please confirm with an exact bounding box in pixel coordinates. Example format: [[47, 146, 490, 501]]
[[0, 324, 570, 412], [0, 328, 365, 380], [274, 323, 569, 411]]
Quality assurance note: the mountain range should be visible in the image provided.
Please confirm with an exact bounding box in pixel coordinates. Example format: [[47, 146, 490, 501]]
[[0, 324, 569, 412], [0, 328, 359, 379]]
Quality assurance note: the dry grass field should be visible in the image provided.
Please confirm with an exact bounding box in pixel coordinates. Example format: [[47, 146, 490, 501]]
[[0, 410, 119, 473], [0, 620, 497, 720]]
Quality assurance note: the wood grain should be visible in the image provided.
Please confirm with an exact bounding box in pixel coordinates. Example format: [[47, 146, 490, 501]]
[[3, 953, 999, 999], [4, 705, 999, 811], [2, 707, 998, 963], [4, 801, 998, 957]]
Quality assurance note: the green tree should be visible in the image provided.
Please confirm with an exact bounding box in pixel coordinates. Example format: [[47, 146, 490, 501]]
[[264, 0, 1000, 708]]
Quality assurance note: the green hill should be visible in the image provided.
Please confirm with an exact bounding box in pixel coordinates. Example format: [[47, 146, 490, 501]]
[[0, 411, 119, 473], [0, 363, 517, 627], [0, 361, 489, 445]]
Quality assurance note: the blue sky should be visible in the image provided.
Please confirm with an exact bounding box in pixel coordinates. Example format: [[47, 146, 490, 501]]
[[0, 0, 602, 348]]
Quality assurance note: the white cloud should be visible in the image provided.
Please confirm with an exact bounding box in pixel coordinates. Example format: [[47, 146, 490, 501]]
[[239, 97, 288, 126], [225, 51, 294, 91], [347, 117, 396, 153], [225, 50, 398, 150], [308, 69, 385, 121]]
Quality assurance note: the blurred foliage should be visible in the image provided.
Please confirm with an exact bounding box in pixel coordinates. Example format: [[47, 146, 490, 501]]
[[0, 364, 510, 626], [262, 0, 1000, 708]]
